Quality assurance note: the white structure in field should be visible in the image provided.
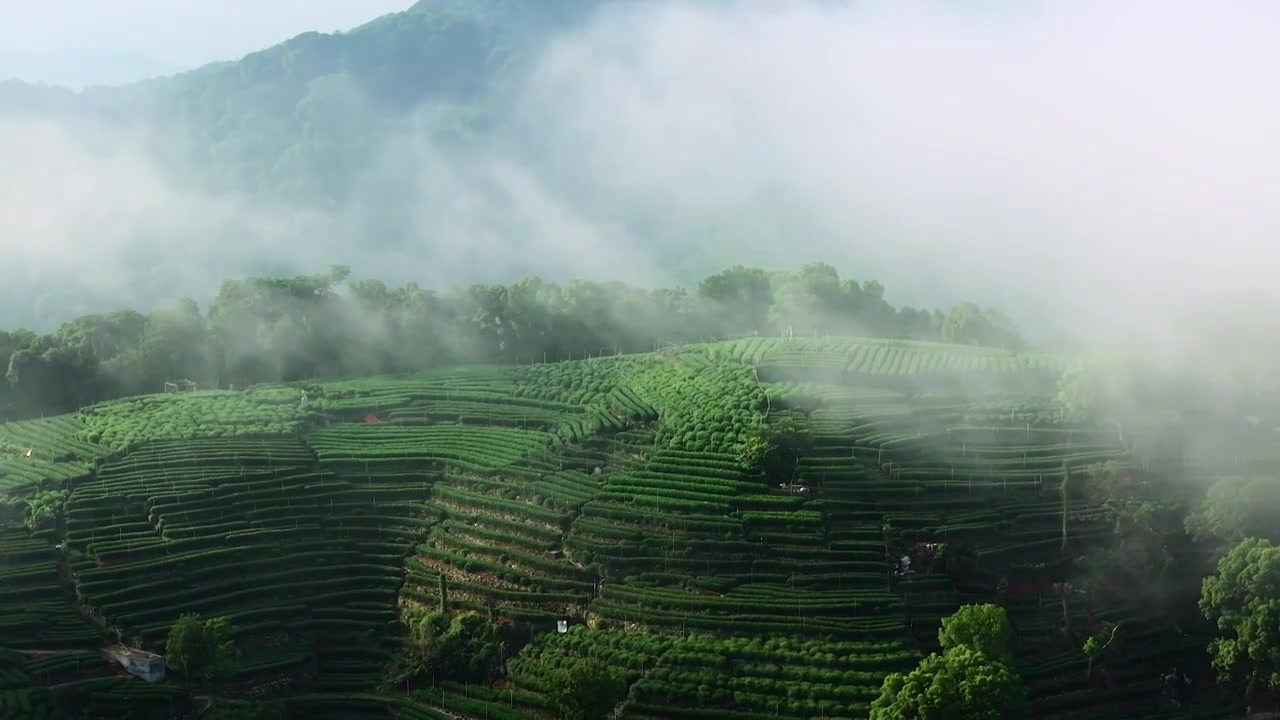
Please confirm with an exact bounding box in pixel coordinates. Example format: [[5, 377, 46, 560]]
[[104, 644, 166, 682]]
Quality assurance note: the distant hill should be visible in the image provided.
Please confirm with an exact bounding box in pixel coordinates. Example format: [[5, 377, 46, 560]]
[[0, 1, 731, 329], [0, 48, 183, 89], [0, 0, 606, 202]]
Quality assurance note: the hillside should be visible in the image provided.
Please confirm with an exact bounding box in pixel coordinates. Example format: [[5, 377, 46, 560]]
[[0, 335, 1259, 718], [0, 0, 596, 202], [5, 3, 1280, 717]]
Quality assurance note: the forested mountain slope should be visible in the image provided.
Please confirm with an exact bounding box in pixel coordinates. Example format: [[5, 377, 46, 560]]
[[0, 0, 599, 201]]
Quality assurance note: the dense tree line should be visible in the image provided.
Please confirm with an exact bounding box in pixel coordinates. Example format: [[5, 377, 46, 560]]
[[0, 262, 1020, 422]]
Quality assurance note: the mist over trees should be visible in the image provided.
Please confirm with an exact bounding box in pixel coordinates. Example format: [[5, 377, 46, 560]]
[[0, 262, 1021, 422], [10, 0, 1280, 344], [0, 3, 543, 202], [0, 1, 689, 330]]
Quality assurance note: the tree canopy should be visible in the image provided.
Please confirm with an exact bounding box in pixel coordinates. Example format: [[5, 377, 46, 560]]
[[869, 644, 1029, 720], [735, 413, 813, 482], [165, 613, 239, 683], [547, 660, 629, 720], [871, 604, 1028, 719], [937, 603, 1014, 663], [0, 263, 1017, 423], [1186, 476, 1280, 548], [1200, 537, 1280, 704], [397, 609, 504, 684], [1055, 359, 1151, 430]]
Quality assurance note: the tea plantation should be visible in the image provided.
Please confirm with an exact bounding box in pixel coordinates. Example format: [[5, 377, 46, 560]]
[[0, 337, 1243, 718]]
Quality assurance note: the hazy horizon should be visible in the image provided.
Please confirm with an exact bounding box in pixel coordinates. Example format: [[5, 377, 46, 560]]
[[1, 0, 414, 88]]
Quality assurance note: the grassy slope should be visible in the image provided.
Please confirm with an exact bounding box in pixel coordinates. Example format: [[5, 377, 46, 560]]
[[0, 337, 1229, 719]]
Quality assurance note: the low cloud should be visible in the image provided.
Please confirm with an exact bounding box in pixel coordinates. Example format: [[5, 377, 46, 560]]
[[1, 0, 1277, 351]]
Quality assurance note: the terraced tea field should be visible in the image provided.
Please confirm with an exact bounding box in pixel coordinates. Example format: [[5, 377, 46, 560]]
[[0, 339, 1234, 718]]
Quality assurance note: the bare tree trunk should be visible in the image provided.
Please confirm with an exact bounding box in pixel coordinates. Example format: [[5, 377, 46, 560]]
[[1058, 588, 1073, 641], [1245, 665, 1260, 713], [1060, 471, 1072, 550]]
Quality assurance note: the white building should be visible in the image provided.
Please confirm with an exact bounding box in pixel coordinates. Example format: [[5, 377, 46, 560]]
[[104, 644, 165, 683]]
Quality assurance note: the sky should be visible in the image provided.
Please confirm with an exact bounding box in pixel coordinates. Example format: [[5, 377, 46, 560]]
[[0, 1, 413, 86]]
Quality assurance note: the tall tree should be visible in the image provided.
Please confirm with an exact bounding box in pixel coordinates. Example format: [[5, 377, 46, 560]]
[[165, 613, 239, 684], [872, 604, 1028, 719], [698, 266, 773, 337], [938, 603, 1014, 662], [870, 644, 1029, 720], [548, 660, 629, 720], [399, 609, 503, 684], [1200, 537, 1280, 710]]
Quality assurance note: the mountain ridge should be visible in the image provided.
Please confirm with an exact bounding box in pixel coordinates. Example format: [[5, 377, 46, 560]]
[[0, 48, 183, 90]]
